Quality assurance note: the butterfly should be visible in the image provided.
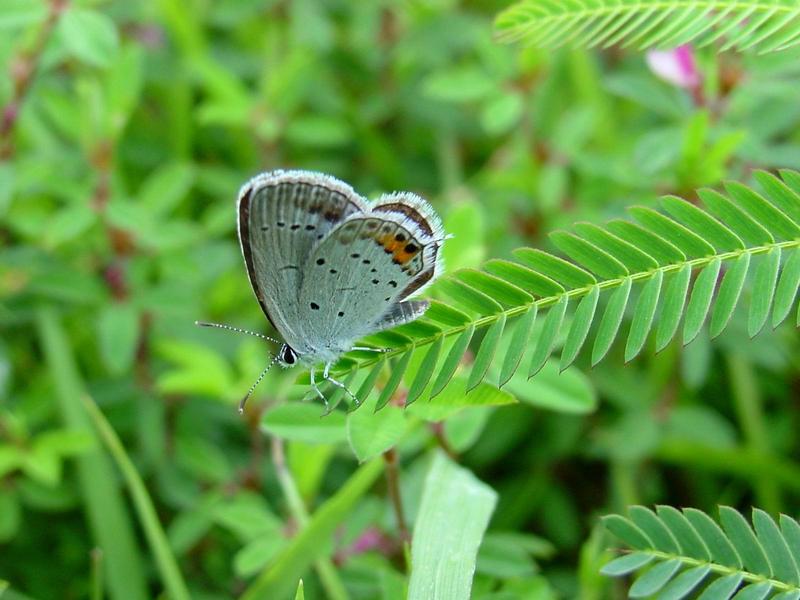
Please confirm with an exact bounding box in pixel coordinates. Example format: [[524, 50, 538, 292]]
[[198, 170, 447, 412]]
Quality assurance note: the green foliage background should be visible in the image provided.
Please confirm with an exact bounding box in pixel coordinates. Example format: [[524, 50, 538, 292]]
[[1, 1, 799, 599]]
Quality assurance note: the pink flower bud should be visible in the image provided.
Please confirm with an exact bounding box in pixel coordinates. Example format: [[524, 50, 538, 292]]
[[646, 45, 700, 89]]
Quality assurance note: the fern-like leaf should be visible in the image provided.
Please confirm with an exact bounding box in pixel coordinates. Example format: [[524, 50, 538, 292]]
[[327, 170, 800, 411], [602, 506, 800, 599], [494, 0, 800, 54]]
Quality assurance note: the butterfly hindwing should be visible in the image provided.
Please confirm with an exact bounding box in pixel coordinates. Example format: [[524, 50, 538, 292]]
[[296, 194, 443, 357]]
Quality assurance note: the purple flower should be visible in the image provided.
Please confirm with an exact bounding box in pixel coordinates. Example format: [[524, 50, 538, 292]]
[[646, 45, 700, 89]]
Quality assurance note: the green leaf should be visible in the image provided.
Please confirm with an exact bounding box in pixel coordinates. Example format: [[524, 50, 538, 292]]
[[241, 459, 384, 600], [592, 277, 631, 366], [550, 231, 629, 279], [684, 508, 742, 568], [514, 248, 596, 288], [495, 1, 800, 53], [422, 66, 495, 103], [261, 404, 346, 444], [0, 0, 47, 29], [138, 162, 195, 217], [719, 506, 771, 577], [733, 582, 772, 599], [295, 580, 304, 600], [663, 196, 744, 252], [600, 553, 654, 576], [773, 248, 800, 327], [529, 296, 568, 377], [630, 206, 715, 258], [657, 265, 692, 351], [629, 558, 682, 597], [506, 361, 596, 414], [59, 8, 119, 68], [699, 189, 773, 247], [602, 515, 653, 550], [467, 314, 506, 391], [656, 505, 710, 561], [752, 509, 800, 585], [347, 393, 407, 462], [499, 306, 537, 387], [629, 506, 680, 554], [407, 377, 516, 422], [456, 269, 533, 307], [355, 360, 385, 404], [626, 270, 663, 362], [405, 337, 443, 406], [234, 538, 284, 578], [725, 181, 800, 241], [606, 219, 686, 264], [748, 248, 781, 337], [756, 170, 800, 224], [683, 258, 721, 345], [561, 285, 599, 370], [407, 452, 497, 600], [438, 279, 503, 315], [657, 565, 711, 600], [485, 259, 565, 297], [97, 303, 140, 376], [430, 325, 474, 399], [375, 349, 413, 411], [710, 252, 751, 338], [696, 573, 744, 600], [573, 223, 658, 272]]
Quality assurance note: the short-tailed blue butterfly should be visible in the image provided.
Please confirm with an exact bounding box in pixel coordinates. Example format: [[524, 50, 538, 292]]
[[198, 170, 447, 411]]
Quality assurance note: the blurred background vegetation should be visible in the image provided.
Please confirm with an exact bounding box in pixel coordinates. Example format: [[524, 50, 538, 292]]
[[1, 1, 799, 599]]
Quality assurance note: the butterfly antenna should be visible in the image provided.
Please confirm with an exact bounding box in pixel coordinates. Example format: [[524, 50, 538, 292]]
[[239, 353, 281, 414], [195, 321, 280, 344]]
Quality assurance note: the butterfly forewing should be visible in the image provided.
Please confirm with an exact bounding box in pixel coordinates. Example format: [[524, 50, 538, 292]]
[[237, 171, 367, 345]]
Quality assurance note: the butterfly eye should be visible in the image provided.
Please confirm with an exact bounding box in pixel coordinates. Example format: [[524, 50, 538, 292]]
[[281, 346, 298, 365]]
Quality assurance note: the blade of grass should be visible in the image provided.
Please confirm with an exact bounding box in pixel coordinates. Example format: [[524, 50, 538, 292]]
[[407, 452, 497, 600], [35, 307, 149, 600], [82, 395, 191, 600], [241, 458, 384, 600]]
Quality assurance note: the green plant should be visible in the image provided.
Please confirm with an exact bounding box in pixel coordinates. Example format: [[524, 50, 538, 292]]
[[602, 506, 800, 599], [496, 0, 800, 52]]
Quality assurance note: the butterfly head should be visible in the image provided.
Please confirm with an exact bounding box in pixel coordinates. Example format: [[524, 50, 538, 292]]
[[279, 344, 299, 367]]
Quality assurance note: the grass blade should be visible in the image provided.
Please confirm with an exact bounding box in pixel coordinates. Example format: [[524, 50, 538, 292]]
[[35, 307, 149, 600], [82, 396, 191, 600], [407, 452, 497, 600]]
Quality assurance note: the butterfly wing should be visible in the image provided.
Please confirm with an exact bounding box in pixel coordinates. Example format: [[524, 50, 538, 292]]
[[237, 170, 368, 348], [296, 192, 444, 360]]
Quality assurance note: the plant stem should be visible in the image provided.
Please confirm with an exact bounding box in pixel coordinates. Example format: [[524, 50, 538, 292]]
[[271, 437, 350, 600], [726, 353, 781, 513], [1, 0, 65, 159], [383, 448, 410, 545]]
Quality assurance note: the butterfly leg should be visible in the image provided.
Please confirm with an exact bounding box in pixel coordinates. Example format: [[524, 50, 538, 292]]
[[322, 362, 361, 408], [309, 367, 330, 412]]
